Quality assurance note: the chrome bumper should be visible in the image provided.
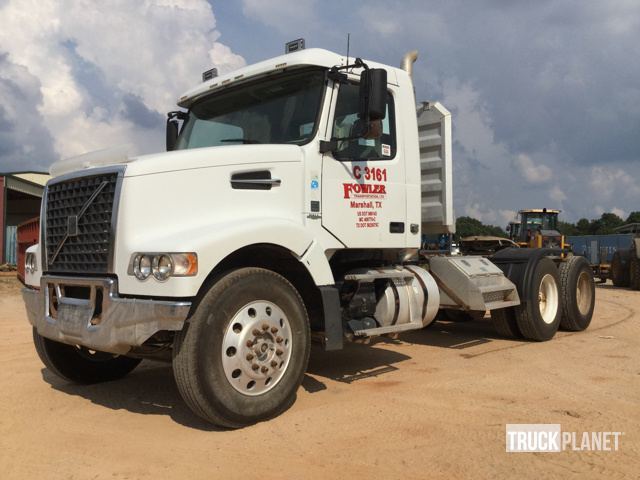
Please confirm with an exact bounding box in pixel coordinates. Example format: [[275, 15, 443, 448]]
[[22, 276, 191, 354]]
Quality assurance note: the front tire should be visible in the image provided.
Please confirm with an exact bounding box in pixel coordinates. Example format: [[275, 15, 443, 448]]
[[514, 257, 561, 341], [558, 256, 595, 331], [172, 268, 310, 428], [32, 329, 141, 384]]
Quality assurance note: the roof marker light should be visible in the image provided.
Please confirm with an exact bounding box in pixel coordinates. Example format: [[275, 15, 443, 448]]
[[285, 38, 305, 54], [202, 68, 218, 82]]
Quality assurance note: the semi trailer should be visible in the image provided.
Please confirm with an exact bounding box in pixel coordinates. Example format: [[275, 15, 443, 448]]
[[21, 44, 596, 428], [610, 223, 640, 289]]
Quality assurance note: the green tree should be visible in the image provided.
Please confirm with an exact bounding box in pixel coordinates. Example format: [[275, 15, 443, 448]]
[[626, 211, 640, 224], [575, 218, 591, 235], [456, 216, 507, 238], [592, 213, 624, 234], [557, 220, 578, 236]]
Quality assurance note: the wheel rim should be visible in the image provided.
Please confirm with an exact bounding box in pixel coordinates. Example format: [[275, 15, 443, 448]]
[[221, 300, 292, 396], [538, 274, 559, 324], [576, 271, 592, 315]]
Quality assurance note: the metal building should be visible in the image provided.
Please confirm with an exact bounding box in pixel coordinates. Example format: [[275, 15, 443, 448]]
[[0, 172, 50, 264]]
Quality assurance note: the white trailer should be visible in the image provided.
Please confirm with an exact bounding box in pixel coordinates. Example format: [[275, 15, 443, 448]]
[[22, 44, 595, 428]]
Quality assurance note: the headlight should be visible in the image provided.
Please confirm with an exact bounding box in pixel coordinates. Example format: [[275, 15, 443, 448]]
[[133, 254, 152, 280], [152, 254, 173, 281], [130, 252, 197, 281], [25, 252, 38, 274]]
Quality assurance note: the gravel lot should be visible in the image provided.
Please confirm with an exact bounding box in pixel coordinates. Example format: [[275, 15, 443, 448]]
[[1, 277, 638, 479]]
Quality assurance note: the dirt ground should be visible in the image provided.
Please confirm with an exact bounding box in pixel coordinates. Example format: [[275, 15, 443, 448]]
[[0, 276, 638, 479]]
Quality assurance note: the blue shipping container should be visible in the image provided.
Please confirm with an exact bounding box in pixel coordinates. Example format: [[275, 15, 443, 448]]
[[567, 234, 634, 264], [4, 226, 17, 265]]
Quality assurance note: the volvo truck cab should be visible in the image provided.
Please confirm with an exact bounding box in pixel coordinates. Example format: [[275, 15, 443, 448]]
[[22, 45, 595, 428]]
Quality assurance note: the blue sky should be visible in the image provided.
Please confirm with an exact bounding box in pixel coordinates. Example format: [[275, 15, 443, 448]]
[[0, 0, 639, 224]]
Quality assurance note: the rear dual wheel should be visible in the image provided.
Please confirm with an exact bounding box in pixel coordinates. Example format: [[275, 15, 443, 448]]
[[491, 257, 561, 341], [558, 256, 595, 331], [491, 256, 595, 340]]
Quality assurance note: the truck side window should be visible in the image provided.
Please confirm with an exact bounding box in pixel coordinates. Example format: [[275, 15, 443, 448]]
[[331, 83, 396, 161]]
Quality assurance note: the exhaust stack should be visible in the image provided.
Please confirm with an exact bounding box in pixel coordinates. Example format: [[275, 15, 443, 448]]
[[401, 50, 418, 78]]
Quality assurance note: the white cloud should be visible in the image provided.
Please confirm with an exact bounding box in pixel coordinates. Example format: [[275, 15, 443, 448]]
[[514, 154, 552, 184], [0, 55, 56, 171], [611, 207, 627, 219], [464, 203, 498, 225], [549, 185, 567, 203], [499, 209, 518, 225], [242, 0, 317, 33], [0, 0, 245, 167], [589, 166, 640, 199]]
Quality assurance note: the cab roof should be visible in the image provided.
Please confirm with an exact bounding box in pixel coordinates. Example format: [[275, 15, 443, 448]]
[[177, 48, 402, 108]]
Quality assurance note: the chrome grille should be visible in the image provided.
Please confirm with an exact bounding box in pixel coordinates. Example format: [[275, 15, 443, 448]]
[[45, 172, 119, 273]]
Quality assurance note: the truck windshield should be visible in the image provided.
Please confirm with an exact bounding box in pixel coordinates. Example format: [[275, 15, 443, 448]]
[[176, 69, 326, 149]]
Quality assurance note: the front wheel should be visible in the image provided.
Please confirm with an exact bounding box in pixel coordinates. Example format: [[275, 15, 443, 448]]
[[172, 268, 310, 428], [32, 329, 141, 384]]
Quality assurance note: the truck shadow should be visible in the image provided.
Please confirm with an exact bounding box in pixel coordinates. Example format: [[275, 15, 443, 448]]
[[41, 364, 224, 432], [306, 343, 411, 387], [40, 319, 508, 429], [401, 318, 504, 349]]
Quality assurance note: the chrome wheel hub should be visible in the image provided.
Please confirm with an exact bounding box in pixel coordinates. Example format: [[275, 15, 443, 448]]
[[538, 273, 559, 324], [221, 301, 292, 396]]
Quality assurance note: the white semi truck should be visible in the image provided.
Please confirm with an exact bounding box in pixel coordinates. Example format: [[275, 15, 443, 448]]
[[22, 44, 595, 428]]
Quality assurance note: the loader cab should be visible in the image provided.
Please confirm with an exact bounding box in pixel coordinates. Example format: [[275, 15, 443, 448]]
[[517, 209, 564, 249], [507, 221, 521, 242]]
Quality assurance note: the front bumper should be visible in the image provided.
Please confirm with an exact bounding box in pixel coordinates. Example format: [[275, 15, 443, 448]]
[[22, 275, 191, 354]]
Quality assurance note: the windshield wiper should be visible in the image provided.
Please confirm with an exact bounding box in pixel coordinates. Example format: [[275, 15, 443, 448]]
[[220, 138, 262, 144]]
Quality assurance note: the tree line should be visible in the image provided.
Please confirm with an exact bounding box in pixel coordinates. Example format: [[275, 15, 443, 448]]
[[456, 211, 640, 238]]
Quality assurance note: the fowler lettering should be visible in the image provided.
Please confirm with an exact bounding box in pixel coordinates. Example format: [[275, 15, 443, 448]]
[[343, 183, 387, 199]]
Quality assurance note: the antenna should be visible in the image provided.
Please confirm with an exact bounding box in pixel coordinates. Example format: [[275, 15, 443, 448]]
[[346, 33, 350, 66]]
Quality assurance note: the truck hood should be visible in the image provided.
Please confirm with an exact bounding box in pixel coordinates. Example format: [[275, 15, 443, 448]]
[[49, 145, 304, 179]]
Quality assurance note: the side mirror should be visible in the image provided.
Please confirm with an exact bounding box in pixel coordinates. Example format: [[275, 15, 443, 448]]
[[166, 119, 179, 151], [359, 68, 387, 122]]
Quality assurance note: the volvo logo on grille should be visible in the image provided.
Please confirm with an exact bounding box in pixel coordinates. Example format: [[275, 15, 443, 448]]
[[49, 180, 109, 265]]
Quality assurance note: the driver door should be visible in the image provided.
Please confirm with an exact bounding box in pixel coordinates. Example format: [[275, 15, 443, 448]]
[[321, 82, 406, 248]]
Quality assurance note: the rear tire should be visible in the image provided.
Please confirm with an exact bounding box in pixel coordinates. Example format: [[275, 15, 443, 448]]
[[611, 251, 630, 287], [32, 329, 141, 384], [629, 256, 640, 291], [172, 268, 310, 428], [514, 257, 561, 341], [491, 308, 522, 339], [558, 256, 595, 331]]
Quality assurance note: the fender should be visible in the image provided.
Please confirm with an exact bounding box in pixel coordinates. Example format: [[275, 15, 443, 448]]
[[116, 218, 334, 297], [490, 247, 559, 303]]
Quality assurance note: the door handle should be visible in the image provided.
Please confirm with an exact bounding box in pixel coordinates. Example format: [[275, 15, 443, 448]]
[[230, 171, 281, 190], [231, 178, 282, 187]]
